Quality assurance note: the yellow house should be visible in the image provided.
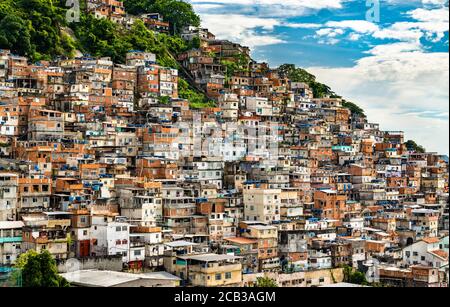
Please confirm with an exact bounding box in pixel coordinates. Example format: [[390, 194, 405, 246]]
[[176, 254, 243, 287]]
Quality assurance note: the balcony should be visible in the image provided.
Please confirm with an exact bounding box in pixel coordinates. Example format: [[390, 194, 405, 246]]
[[0, 237, 22, 244], [130, 240, 146, 248], [47, 219, 71, 229]]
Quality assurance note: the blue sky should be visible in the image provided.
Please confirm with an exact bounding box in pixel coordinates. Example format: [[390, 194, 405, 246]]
[[189, 0, 449, 155]]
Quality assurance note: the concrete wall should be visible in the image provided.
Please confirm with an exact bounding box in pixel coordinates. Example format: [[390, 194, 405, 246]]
[[57, 256, 123, 273]]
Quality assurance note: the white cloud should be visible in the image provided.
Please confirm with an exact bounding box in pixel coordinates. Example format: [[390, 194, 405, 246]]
[[199, 14, 285, 47], [191, 0, 353, 48], [308, 6, 449, 45], [421, 0, 448, 6], [191, 0, 350, 17], [325, 20, 380, 34], [283, 23, 322, 29]]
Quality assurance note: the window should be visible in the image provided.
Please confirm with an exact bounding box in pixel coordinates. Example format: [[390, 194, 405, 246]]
[[116, 227, 122, 232], [225, 272, 232, 279], [134, 250, 141, 256], [215, 273, 222, 281]]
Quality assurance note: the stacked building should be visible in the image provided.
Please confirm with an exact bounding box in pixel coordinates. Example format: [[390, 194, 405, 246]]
[[0, 21, 448, 288]]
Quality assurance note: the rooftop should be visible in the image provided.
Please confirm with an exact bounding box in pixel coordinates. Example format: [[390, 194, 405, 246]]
[[60, 270, 180, 287], [178, 253, 242, 262]]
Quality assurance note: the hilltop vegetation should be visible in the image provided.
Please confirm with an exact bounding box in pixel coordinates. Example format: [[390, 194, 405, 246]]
[[123, 0, 201, 34], [278, 64, 366, 117], [0, 0, 196, 64], [405, 140, 426, 153], [0, 0, 76, 61]]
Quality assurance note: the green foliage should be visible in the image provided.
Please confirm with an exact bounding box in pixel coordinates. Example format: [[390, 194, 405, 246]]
[[190, 36, 201, 50], [279, 63, 366, 115], [71, 14, 178, 66], [15, 250, 70, 288], [0, 15, 34, 58], [221, 54, 250, 84], [342, 100, 366, 117], [255, 276, 278, 287], [278, 63, 335, 98], [221, 60, 240, 82], [278, 64, 316, 84], [123, 0, 201, 34], [0, 0, 74, 61], [405, 140, 426, 153], [178, 78, 214, 109], [159, 96, 171, 105], [71, 13, 130, 63], [343, 265, 369, 286]]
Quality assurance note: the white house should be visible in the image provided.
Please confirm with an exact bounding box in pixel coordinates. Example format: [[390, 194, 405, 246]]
[[402, 237, 448, 269]]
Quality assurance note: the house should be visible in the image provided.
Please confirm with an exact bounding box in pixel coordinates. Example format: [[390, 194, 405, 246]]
[[0, 173, 18, 221], [21, 212, 71, 260], [90, 215, 131, 263], [402, 237, 448, 269], [167, 253, 242, 287], [243, 186, 281, 223], [0, 221, 24, 265], [313, 189, 347, 222]]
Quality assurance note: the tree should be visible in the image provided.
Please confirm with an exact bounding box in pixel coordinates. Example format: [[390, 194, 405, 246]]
[[15, 250, 70, 287], [405, 140, 426, 153], [0, 0, 74, 61], [124, 0, 201, 34], [0, 15, 34, 57], [178, 78, 214, 109], [277, 63, 336, 98], [255, 276, 278, 287], [343, 265, 369, 286], [159, 96, 170, 105], [342, 100, 366, 117]]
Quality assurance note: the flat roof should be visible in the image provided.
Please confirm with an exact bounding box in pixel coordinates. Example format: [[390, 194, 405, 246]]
[[61, 270, 138, 287], [43, 211, 73, 216], [0, 221, 24, 229], [320, 282, 370, 288], [141, 271, 182, 281], [0, 173, 18, 177], [178, 253, 242, 262], [165, 240, 199, 248], [225, 237, 258, 245], [248, 225, 277, 230], [60, 270, 180, 287]]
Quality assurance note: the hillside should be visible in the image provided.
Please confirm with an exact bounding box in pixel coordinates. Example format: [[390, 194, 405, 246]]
[[0, 0, 425, 148]]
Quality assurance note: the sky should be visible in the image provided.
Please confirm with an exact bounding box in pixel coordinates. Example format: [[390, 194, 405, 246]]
[[188, 0, 449, 155]]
